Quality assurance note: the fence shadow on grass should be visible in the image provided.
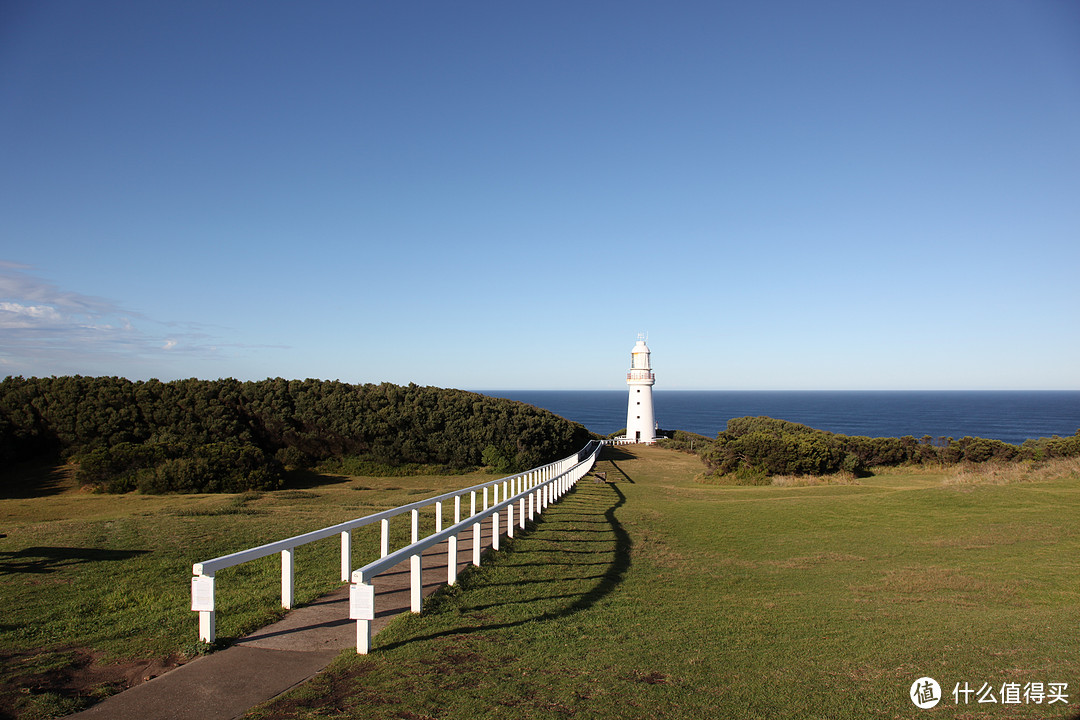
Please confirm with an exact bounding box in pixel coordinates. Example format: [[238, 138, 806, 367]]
[[599, 446, 636, 462], [375, 481, 631, 651], [596, 446, 636, 484]]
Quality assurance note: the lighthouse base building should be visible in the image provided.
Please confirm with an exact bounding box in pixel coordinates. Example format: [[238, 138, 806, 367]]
[[625, 336, 656, 443]]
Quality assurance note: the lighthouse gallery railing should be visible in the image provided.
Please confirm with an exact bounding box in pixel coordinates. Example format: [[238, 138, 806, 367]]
[[191, 440, 605, 651]]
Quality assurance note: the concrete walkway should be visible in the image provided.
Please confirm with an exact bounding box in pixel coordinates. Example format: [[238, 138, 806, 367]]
[[69, 524, 498, 720]]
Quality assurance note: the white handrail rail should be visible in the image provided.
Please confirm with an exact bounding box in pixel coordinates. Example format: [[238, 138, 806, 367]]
[[354, 451, 595, 583], [194, 461, 563, 576], [190, 439, 605, 644], [348, 440, 605, 653]]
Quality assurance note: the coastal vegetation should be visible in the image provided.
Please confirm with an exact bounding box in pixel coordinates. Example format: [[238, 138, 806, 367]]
[[658, 416, 1080, 484], [0, 376, 593, 494]]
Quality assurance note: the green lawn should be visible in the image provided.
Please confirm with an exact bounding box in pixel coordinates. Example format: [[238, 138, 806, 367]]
[[0, 465, 493, 719], [3, 448, 1078, 719], [247, 446, 1080, 719]]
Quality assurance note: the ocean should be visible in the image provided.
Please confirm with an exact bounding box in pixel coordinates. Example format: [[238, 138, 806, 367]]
[[480, 391, 1080, 446]]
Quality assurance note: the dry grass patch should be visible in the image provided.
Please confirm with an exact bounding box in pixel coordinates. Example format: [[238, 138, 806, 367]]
[[927, 522, 1058, 550], [770, 552, 866, 570], [770, 472, 862, 487], [944, 457, 1080, 487], [851, 566, 1016, 607]]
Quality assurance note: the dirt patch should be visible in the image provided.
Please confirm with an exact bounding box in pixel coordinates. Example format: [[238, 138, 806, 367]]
[[630, 669, 672, 685], [1, 647, 184, 719]]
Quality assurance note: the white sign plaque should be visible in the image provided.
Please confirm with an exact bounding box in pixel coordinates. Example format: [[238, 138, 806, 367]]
[[350, 583, 375, 621], [191, 575, 215, 612]]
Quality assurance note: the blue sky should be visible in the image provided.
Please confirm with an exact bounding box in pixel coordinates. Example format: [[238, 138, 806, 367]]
[[2, 1, 1078, 390]]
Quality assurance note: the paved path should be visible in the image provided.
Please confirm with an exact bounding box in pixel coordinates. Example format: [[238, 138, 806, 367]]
[[68, 523, 499, 720]]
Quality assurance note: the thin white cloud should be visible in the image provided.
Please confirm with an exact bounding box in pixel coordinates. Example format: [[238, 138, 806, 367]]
[[0, 264, 121, 316], [0, 262, 292, 378], [0, 301, 65, 328], [0, 262, 227, 375]]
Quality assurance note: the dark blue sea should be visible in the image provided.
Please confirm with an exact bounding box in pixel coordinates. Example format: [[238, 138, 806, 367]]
[[480, 391, 1080, 446]]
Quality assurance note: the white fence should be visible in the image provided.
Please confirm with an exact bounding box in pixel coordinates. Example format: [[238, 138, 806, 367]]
[[191, 440, 605, 648]]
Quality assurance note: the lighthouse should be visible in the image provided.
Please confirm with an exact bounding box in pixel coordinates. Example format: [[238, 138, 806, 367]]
[[625, 335, 656, 443]]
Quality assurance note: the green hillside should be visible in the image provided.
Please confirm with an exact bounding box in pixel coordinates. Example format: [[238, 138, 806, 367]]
[[0, 376, 594, 493]]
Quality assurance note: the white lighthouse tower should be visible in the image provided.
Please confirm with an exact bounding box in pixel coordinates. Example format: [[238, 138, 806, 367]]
[[625, 335, 656, 443]]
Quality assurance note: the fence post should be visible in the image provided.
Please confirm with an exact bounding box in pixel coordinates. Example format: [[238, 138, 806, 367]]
[[507, 501, 514, 538], [192, 573, 215, 643], [492, 510, 500, 551], [357, 618, 371, 654], [435, 501, 443, 533], [448, 495, 460, 585], [340, 530, 351, 582], [380, 518, 389, 558], [411, 551, 422, 613], [473, 518, 481, 566], [282, 547, 294, 609], [200, 608, 215, 644], [350, 579, 374, 654], [410, 508, 421, 613], [472, 490, 481, 566]]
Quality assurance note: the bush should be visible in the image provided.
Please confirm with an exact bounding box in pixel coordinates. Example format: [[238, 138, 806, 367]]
[[657, 430, 713, 454], [137, 443, 282, 494], [703, 417, 852, 477], [1, 376, 597, 493], [697, 416, 1036, 480], [76, 441, 282, 494], [77, 442, 174, 492], [481, 444, 515, 473], [1019, 431, 1080, 461]]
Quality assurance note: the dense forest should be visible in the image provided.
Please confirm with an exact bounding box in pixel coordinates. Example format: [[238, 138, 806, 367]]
[[659, 416, 1080, 483], [0, 376, 595, 493]]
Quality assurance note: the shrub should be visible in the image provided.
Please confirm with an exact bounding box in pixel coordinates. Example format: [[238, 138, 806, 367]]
[[77, 442, 174, 492], [1, 376, 596, 493], [137, 443, 282, 494]]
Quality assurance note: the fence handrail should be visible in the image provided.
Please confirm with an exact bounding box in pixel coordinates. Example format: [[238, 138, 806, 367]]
[[347, 439, 605, 653], [190, 440, 605, 644], [192, 454, 574, 577], [353, 449, 597, 583]]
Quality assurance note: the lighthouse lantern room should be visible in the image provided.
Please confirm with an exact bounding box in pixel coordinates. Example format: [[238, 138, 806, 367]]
[[625, 335, 656, 443]]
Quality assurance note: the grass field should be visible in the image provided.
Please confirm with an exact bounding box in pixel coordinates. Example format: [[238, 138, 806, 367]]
[[245, 446, 1080, 720], [0, 463, 492, 719], [3, 447, 1079, 719]]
